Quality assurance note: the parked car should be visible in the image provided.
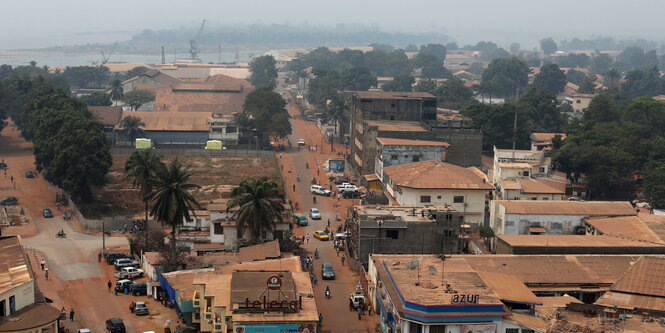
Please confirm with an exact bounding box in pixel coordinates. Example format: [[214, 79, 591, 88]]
[[134, 301, 149, 315], [106, 252, 132, 264], [310, 185, 331, 196], [25, 171, 35, 178], [114, 258, 140, 270], [298, 139, 306, 146], [42, 208, 53, 218], [335, 231, 351, 240], [0, 162, 6, 170], [105, 318, 126, 333], [349, 291, 366, 309], [114, 279, 133, 292], [321, 262, 335, 280], [293, 213, 309, 226], [132, 283, 148, 296], [310, 208, 321, 220], [313, 230, 329, 241], [336, 183, 358, 193], [76, 329, 91, 333], [114, 267, 144, 279], [0, 196, 17, 206]]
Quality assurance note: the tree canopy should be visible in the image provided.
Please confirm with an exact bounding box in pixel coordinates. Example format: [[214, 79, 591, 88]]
[[481, 57, 529, 97], [532, 63, 566, 94], [382, 75, 415, 92], [540, 38, 558, 55], [243, 88, 291, 141], [227, 177, 284, 241], [249, 55, 278, 89], [121, 89, 155, 110], [78, 91, 112, 106]]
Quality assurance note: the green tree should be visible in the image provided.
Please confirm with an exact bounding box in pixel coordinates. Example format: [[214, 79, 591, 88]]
[[306, 68, 341, 106], [340, 67, 376, 91], [323, 94, 348, 138], [532, 63, 566, 94], [622, 66, 663, 97], [467, 62, 486, 76], [540, 37, 558, 55], [227, 177, 284, 242], [605, 68, 621, 90], [121, 89, 155, 111], [645, 164, 665, 209], [249, 55, 278, 89], [589, 53, 614, 74], [243, 88, 291, 142], [479, 226, 495, 239], [578, 75, 597, 94], [62, 65, 110, 88], [124, 150, 164, 225], [414, 78, 437, 95], [382, 74, 414, 92], [556, 53, 590, 68], [509, 43, 520, 53], [118, 115, 146, 142], [418, 44, 447, 62], [566, 69, 586, 85], [146, 159, 201, 270], [435, 77, 475, 109], [78, 91, 112, 106], [233, 110, 254, 142], [414, 53, 449, 78], [481, 57, 529, 97], [109, 79, 124, 105]]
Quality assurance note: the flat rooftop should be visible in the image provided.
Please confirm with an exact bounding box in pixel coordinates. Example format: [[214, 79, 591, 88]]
[[365, 120, 427, 132], [353, 91, 435, 99], [353, 205, 454, 223], [494, 200, 636, 216], [376, 137, 449, 147], [498, 234, 665, 247]]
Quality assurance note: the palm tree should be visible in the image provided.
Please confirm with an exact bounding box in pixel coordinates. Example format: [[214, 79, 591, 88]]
[[124, 150, 164, 227], [110, 79, 124, 106], [227, 177, 284, 242], [118, 116, 146, 144], [606, 68, 621, 90], [233, 111, 254, 143], [146, 159, 201, 269], [324, 94, 348, 143]]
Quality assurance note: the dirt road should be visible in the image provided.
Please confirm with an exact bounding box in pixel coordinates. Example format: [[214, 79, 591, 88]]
[[0, 123, 179, 332], [277, 99, 377, 333]]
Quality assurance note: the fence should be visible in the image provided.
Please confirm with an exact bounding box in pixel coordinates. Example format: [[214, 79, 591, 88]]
[[111, 146, 274, 158], [64, 191, 132, 231]]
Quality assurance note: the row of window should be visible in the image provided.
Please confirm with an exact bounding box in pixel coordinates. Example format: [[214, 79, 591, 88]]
[[420, 195, 465, 203], [390, 154, 421, 162], [408, 322, 533, 333]]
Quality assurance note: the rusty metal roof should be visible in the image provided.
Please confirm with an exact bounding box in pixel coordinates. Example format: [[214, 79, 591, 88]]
[[586, 216, 663, 244], [0, 236, 32, 295], [477, 271, 541, 305], [495, 200, 636, 216], [383, 160, 494, 190], [610, 256, 665, 297]]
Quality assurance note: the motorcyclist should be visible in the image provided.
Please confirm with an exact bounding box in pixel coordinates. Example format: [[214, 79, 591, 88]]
[[325, 286, 330, 298], [313, 196, 317, 203]]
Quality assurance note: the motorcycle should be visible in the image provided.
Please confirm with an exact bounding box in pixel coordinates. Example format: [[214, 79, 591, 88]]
[[56, 231, 66, 238], [325, 287, 331, 299], [297, 175, 301, 182]]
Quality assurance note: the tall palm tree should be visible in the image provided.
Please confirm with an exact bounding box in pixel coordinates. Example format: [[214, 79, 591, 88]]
[[606, 68, 621, 90], [227, 177, 284, 242], [324, 94, 348, 142], [123, 150, 164, 227], [118, 116, 146, 144], [146, 159, 201, 269], [110, 79, 124, 106], [233, 111, 254, 143]]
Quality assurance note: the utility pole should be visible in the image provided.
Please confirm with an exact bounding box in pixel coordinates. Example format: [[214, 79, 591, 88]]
[[512, 87, 520, 151], [102, 220, 106, 256], [161, 46, 166, 64]]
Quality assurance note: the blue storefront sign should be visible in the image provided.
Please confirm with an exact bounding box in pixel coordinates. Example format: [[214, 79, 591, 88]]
[[329, 159, 345, 172], [234, 323, 317, 333]]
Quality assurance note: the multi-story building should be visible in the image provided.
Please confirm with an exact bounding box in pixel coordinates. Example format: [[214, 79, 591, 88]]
[[374, 137, 449, 183]]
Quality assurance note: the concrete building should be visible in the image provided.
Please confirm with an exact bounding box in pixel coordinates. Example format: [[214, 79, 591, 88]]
[[382, 160, 493, 225], [496, 177, 565, 201], [163, 257, 318, 332], [346, 205, 465, 267], [208, 114, 239, 146], [121, 68, 181, 92], [374, 137, 449, 183], [530, 132, 566, 151], [492, 147, 551, 185], [0, 236, 60, 332], [571, 93, 595, 114], [490, 200, 637, 235], [496, 234, 665, 255], [89, 105, 123, 144]]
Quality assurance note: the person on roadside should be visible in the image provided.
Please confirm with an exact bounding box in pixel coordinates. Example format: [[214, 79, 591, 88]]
[[69, 308, 75, 321], [341, 255, 346, 266], [107, 280, 112, 292], [357, 306, 362, 320], [45, 267, 49, 280], [306, 233, 310, 243], [40, 259, 45, 270], [368, 304, 373, 316], [98, 252, 102, 262]]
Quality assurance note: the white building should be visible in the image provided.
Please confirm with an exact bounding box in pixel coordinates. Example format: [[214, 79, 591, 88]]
[[382, 160, 493, 225], [492, 147, 551, 185], [489, 200, 637, 235], [496, 177, 565, 201]]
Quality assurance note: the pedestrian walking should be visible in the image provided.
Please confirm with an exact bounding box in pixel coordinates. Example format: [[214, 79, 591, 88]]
[[302, 235, 305, 243], [357, 306, 362, 320], [337, 193, 341, 200], [98, 252, 102, 262], [336, 247, 340, 256], [10, 176, 13, 183], [279, 153, 282, 159], [40, 259, 45, 270], [293, 184, 296, 192], [349, 299, 354, 311], [115, 286, 118, 296], [341, 255, 346, 266], [368, 304, 373, 316], [319, 313, 323, 324], [45, 267, 49, 280], [12, 183, 15, 190], [176, 321, 181, 329], [69, 308, 75, 321], [306, 233, 310, 243]]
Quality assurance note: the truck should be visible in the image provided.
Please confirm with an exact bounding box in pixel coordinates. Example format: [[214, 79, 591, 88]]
[[114, 267, 144, 279], [336, 183, 358, 193]]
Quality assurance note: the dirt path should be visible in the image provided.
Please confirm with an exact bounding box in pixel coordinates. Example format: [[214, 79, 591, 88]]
[[0, 121, 178, 332], [277, 99, 377, 333]]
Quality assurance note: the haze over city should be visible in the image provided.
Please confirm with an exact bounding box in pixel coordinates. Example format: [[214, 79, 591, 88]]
[[2, 0, 665, 49]]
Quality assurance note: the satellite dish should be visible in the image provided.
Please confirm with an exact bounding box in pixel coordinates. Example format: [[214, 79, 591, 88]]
[[405, 258, 419, 269], [428, 266, 437, 274]]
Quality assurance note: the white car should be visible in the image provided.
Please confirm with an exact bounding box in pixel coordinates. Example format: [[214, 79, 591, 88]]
[[298, 139, 306, 146], [335, 231, 351, 240], [114, 267, 144, 279], [310, 185, 331, 196], [310, 208, 321, 220]]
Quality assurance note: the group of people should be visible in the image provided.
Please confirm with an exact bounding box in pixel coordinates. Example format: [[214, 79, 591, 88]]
[[125, 219, 146, 234], [349, 299, 372, 319], [60, 307, 75, 321]]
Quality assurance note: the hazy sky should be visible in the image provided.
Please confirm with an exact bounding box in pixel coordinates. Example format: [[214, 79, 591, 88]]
[[2, 0, 664, 49]]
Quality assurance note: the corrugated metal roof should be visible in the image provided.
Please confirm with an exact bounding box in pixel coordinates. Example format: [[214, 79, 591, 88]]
[[477, 271, 541, 305], [610, 256, 665, 297], [495, 200, 636, 216], [586, 216, 663, 244], [353, 91, 435, 99], [376, 137, 449, 147], [383, 160, 494, 190], [0, 236, 32, 295]]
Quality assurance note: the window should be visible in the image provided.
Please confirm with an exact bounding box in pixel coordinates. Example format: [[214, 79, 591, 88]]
[[523, 170, 530, 177], [429, 325, 446, 333], [542, 197, 549, 200], [445, 230, 453, 237], [226, 126, 237, 133], [214, 223, 224, 235], [576, 99, 581, 104], [8, 296, 14, 315], [445, 214, 452, 221], [420, 195, 431, 203], [506, 329, 519, 333], [531, 197, 538, 200], [523, 330, 535, 333], [385, 230, 399, 239], [539, 167, 545, 173], [390, 115, 395, 120], [408, 321, 423, 333], [453, 196, 464, 203], [437, 195, 441, 199], [412, 155, 420, 162], [0, 300, 4, 317], [391, 154, 398, 160]]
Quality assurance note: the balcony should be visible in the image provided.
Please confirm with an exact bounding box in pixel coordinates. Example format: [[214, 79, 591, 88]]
[[193, 290, 201, 308]]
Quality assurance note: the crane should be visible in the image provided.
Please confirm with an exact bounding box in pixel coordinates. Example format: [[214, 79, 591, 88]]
[[189, 19, 206, 61], [100, 42, 117, 68]]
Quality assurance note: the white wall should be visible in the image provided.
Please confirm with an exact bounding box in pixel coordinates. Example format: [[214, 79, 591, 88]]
[[497, 210, 586, 235], [396, 188, 486, 225], [0, 281, 35, 315]]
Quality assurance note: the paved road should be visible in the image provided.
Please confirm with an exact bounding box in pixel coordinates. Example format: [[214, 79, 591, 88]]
[[277, 97, 377, 333]]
